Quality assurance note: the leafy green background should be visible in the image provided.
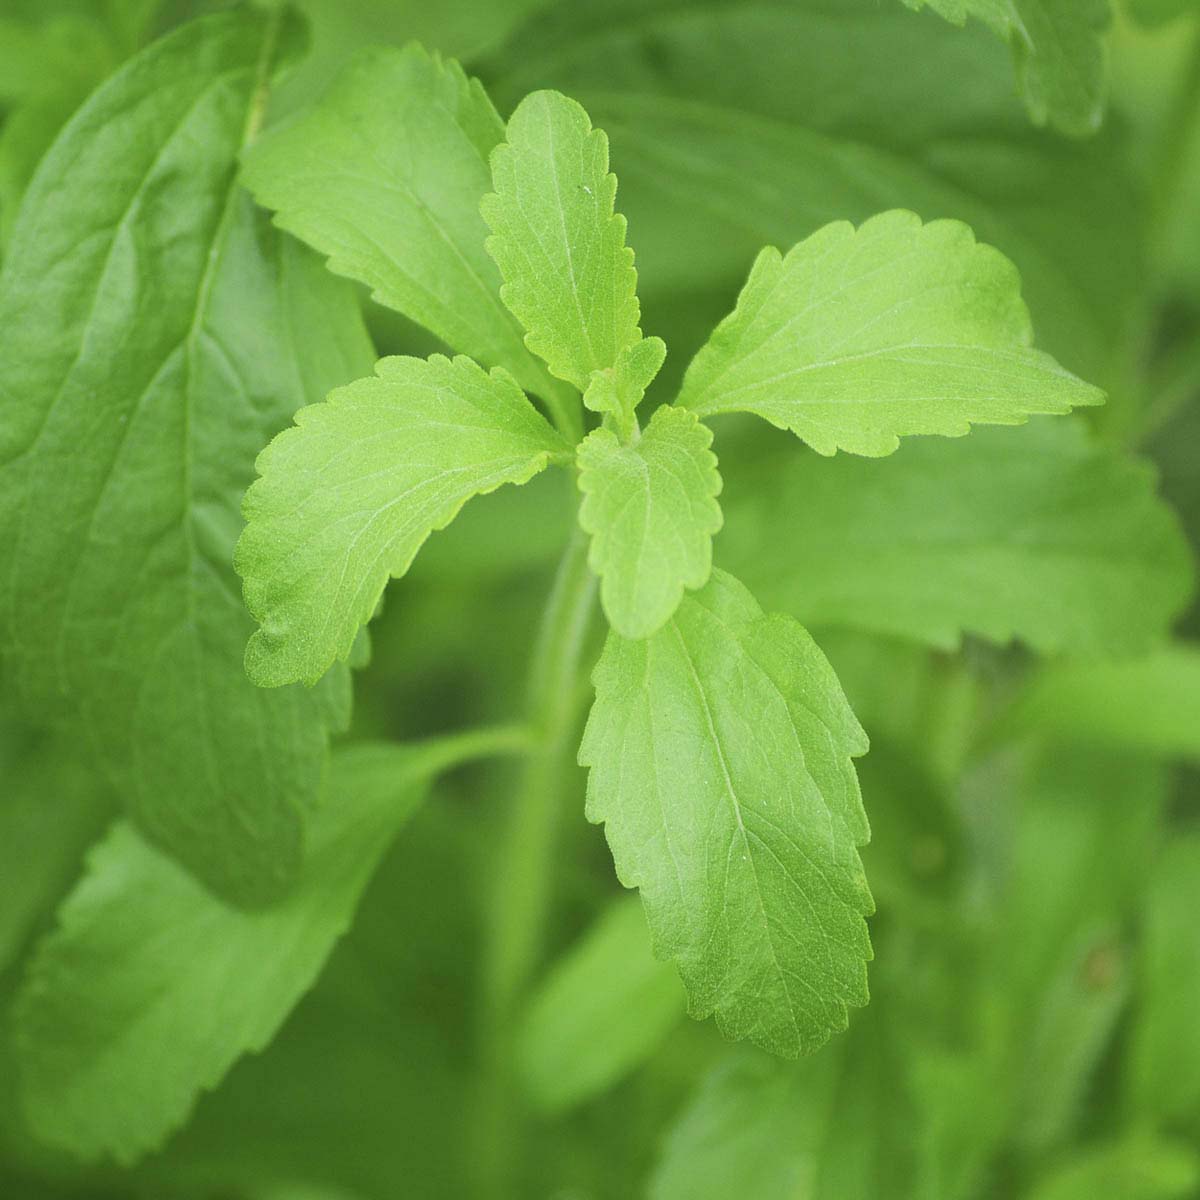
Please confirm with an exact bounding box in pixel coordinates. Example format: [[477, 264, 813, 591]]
[[2, 1, 1200, 1199]]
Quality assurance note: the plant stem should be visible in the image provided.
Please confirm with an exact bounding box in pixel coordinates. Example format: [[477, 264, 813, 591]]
[[473, 522, 598, 1198]]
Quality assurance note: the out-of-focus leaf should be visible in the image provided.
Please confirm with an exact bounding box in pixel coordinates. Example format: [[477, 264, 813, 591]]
[[901, 0, 1111, 136], [1025, 1137, 1200, 1200], [1128, 835, 1200, 1126], [13, 737, 504, 1165], [719, 418, 1194, 656], [516, 897, 685, 1112], [1002, 647, 1200, 760]]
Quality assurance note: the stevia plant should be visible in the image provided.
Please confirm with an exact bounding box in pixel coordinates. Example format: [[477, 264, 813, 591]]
[[0, 3, 1198, 1199]]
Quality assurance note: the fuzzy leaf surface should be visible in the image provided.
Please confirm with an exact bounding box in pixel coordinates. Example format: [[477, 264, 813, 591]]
[[719, 419, 1194, 655], [577, 406, 722, 639], [237, 354, 569, 687], [0, 9, 371, 905], [580, 569, 873, 1057], [482, 89, 643, 390], [677, 210, 1102, 457]]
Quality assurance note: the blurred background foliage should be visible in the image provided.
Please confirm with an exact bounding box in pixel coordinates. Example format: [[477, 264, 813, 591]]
[[2, 0, 1200, 1197]]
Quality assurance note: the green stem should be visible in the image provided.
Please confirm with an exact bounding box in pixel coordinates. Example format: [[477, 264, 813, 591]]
[[473, 522, 598, 1198], [1150, 23, 1200, 258], [399, 723, 535, 781]]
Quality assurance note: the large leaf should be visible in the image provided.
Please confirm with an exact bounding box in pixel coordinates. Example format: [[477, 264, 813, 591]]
[[12, 736, 503, 1166], [718, 419, 1194, 655], [580, 569, 873, 1057], [577, 406, 723, 639], [0, 9, 374, 904], [237, 354, 570, 688], [677, 210, 1102, 457], [240, 43, 570, 420], [901, 1, 1111, 136], [482, 89, 644, 391]]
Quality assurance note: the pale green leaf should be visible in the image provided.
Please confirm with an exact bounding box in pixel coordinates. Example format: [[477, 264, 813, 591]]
[[677, 210, 1102, 457], [240, 44, 567, 413], [482, 89, 643, 390], [583, 335, 667, 432], [719, 419, 1194, 655], [901, 1, 1111, 136], [580, 569, 873, 1057], [12, 737, 490, 1165], [516, 896, 685, 1112], [237, 353, 569, 688], [577, 406, 723, 639], [0, 9, 372, 905]]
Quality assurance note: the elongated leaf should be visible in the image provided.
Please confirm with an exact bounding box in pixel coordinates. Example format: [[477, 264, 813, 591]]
[[1003, 647, 1200, 761], [1129, 837, 1200, 1125], [677, 210, 1102, 456], [240, 44, 566, 412], [516, 897, 685, 1112], [12, 738, 486, 1165], [901, 1, 1111, 136], [0, 9, 373, 905], [482, 89, 643, 390], [719, 419, 1194, 655], [580, 569, 873, 1057], [237, 354, 569, 688], [577, 406, 723, 639]]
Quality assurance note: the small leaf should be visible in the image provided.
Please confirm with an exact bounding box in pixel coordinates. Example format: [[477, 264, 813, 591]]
[[237, 354, 570, 688], [482, 90, 643, 390], [577, 406, 723, 639], [901, 1, 1111, 136], [583, 335, 667, 438], [580, 569, 873, 1057], [677, 210, 1102, 457], [719, 418, 1194, 656], [516, 897, 685, 1112], [240, 45, 565, 409]]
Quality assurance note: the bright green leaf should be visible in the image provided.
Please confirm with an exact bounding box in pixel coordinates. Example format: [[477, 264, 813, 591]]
[[240, 44, 567, 416], [482, 89, 644, 391], [12, 736, 496, 1165], [0, 8, 372, 905], [719, 419, 1194, 655], [580, 568, 873, 1057], [583, 335, 667, 433], [577, 406, 723, 639], [901, 1, 1111, 136], [516, 897, 686, 1112], [677, 210, 1102, 456], [237, 354, 570, 688]]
